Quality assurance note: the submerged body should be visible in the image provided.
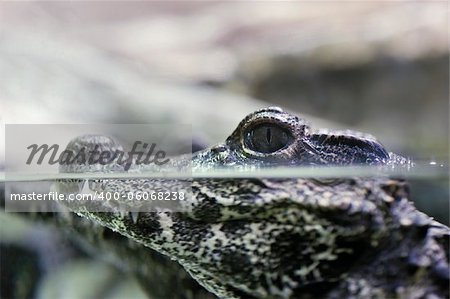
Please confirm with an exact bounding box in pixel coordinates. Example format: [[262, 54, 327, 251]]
[[57, 108, 449, 299]]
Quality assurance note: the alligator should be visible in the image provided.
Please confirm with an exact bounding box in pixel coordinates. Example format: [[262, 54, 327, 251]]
[[54, 107, 449, 299]]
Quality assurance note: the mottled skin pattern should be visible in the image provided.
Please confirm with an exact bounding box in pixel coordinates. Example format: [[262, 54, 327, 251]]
[[56, 108, 449, 299]]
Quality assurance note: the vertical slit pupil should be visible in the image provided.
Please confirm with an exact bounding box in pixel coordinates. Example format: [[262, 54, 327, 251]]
[[244, 123, 292, 153]]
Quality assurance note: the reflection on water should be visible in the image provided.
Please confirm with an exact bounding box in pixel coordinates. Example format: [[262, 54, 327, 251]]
[[1, 161, 448, 180], [2, 161, 449, 225]]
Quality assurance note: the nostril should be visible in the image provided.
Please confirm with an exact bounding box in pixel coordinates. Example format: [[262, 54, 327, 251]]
[[211, 145, 227, 154]]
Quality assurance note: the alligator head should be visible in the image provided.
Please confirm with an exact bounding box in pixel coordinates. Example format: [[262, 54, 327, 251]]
[[57, 108, 448, 299]]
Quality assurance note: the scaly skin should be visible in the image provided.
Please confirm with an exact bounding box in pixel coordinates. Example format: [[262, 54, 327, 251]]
[[55, 107, 449, 299]]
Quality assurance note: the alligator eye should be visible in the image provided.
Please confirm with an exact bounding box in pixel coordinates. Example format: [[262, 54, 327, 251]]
[[244, 123, 292, 153]]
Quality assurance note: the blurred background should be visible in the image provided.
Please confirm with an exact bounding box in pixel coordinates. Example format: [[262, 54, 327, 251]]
[[0, 2, 448, 299], [1, 2, 448, 156]]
